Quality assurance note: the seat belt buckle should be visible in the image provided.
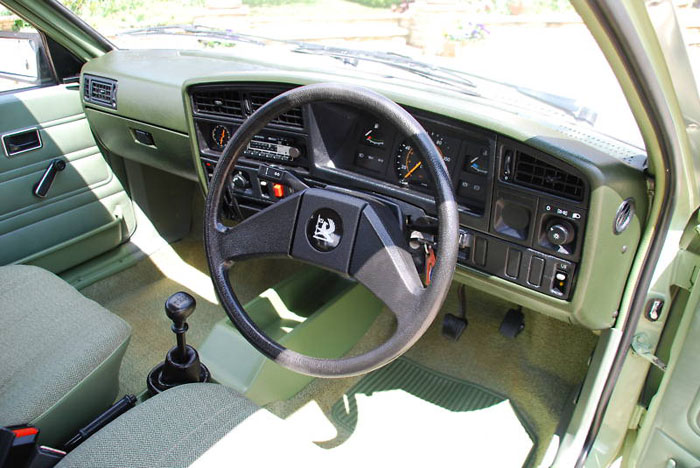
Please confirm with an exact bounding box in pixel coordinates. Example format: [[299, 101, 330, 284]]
[[0, 424, 39, 468]]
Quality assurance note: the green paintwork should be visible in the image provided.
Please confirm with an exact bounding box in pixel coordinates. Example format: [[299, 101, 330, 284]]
[[31, 337, 129, 448], [551, 1, 700, 466], [0, 84, 136, 273], [199, 267, 384, 406]]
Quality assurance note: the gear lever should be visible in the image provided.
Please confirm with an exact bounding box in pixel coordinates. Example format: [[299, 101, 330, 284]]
[[146, 292, 210, 395], [166, 292, 195, 362]]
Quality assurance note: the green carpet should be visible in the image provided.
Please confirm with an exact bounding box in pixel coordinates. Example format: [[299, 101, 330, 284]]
[[81, 233, 303, 396]]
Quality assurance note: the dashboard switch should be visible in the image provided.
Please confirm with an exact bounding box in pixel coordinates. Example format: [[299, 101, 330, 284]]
[[546, 219, 575, 246], [474, 237, 488, 267], [272, 183, 285, 198], [528, 256, 545, 287], [552, 270, 569, 296], [505, 248, 521, 279]]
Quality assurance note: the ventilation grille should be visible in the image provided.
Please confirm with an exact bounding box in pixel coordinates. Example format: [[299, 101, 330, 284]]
[[192, 89, 244, 118], [506, 151, 585, 201], [83, 75, 117, 109], [249, 91, 304, 128], [191, 87, 304, 129], [614, 199, 635, 234]]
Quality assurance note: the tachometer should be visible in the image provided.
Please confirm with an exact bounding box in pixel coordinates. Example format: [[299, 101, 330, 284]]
[[394, 131, 451, 187]]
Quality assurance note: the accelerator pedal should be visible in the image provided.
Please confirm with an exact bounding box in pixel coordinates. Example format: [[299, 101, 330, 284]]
[[499, 307, 525, 339], [442, 285, 468, 341]]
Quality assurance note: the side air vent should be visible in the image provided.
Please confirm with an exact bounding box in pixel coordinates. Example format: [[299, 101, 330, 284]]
[[614, 198, 635, 234], [192, 89, 244, 118], [504, 150, 585, 202], [83, 75, 117, 109]]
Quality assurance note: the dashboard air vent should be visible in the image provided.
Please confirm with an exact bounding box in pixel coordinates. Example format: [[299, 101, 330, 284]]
[[83, 75, 117, 109], [192, 89, 244, 118], [248, 90, 304, 128], [508, 151, 585, 201], [614, 198, 635, 234]]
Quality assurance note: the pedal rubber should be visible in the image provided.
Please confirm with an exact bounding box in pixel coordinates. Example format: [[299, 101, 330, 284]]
[[442, 313, 468, 341], [499, 308, 525, 339]]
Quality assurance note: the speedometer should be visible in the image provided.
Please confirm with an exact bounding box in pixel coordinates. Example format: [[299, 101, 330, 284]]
[[394, 132, 450, 188]]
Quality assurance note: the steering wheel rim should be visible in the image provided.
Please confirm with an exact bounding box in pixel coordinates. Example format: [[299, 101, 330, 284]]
[[204, 83, 459, 378]]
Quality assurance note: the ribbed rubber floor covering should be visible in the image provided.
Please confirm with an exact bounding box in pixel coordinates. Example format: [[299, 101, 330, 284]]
[[330, 357, 537, 466]]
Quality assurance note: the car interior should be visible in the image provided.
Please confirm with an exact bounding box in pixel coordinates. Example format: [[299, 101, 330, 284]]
[[0, 1, 678, 467]]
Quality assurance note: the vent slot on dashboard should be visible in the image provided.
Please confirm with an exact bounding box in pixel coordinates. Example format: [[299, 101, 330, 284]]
[[83, 75, 117, 109], [191, 87, 304, 129], [192, 89, 244, 118], [249, 90, 304, 128], [506, 150, 585, 201]]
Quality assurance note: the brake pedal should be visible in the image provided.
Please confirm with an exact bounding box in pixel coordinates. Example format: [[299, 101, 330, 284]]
[[499, 307, 525, 339], [442, 285, 468, 341]]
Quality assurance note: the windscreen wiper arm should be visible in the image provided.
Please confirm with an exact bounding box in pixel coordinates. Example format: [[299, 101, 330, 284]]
[[118, 25, 268, 46], [292, 44, 479, 96], [514, 86, 598, 125]]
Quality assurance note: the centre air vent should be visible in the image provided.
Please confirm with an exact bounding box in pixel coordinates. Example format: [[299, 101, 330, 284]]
[[248, 90, 304, 128], [192, 89, 244, 118], [83, 75, 117, 109], [191, 86, 304, 129], [503, 149, 585, 202]]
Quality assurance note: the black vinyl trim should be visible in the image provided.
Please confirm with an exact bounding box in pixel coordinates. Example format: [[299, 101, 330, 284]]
[[576, 2, 676, 466]]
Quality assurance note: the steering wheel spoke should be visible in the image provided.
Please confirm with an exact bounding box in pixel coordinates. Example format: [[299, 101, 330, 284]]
[[209, 191, 303, 266], [349, 202, 425, 324]]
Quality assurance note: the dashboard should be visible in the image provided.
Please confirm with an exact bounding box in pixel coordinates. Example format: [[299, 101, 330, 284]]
[[191, 83, 590, 301], [78, 49, 649, 329]]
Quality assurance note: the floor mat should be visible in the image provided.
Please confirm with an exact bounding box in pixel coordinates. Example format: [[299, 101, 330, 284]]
[[329, 357, 536, 467]]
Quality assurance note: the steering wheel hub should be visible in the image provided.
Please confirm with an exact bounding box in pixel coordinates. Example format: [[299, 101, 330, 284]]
[[307, 208, 343, 252]]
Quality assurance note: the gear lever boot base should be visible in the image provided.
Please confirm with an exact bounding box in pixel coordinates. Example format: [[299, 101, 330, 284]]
[[147, 292, 211, 395], [146, 354, 210, 395]]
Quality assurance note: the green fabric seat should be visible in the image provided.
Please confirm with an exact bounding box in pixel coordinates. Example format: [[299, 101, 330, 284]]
[[0, 265, 131, 447], [58, 383, 260, 467]]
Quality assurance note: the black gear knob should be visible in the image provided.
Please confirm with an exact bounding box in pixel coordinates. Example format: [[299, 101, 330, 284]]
[[165, 291, 196, 332], [147, 291, 210, 394]]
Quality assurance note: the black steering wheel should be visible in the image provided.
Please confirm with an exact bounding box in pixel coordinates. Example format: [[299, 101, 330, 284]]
[[204, 83, 458, 378]]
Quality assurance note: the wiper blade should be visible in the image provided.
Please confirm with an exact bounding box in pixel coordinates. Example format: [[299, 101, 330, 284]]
[[292, 44, 478, 94], [118, 24, 268, 46], [514, 86, 598, 125]]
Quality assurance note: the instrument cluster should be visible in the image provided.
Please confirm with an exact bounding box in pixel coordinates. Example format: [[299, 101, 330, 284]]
[[349, 115, 495, 216]]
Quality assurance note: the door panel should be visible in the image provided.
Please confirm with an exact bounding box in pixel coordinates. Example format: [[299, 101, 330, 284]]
[[0, 84, 135, 271], [637, 298, 700, 467]]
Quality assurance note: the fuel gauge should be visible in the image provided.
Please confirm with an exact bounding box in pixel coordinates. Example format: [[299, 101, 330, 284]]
[[465, 145, 490, 176], [362, 122, 385, 148]]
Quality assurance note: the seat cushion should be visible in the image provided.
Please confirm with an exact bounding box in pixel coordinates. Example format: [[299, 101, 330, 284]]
[[58, 383, 259, 467], [0, 265, 131, 443]]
